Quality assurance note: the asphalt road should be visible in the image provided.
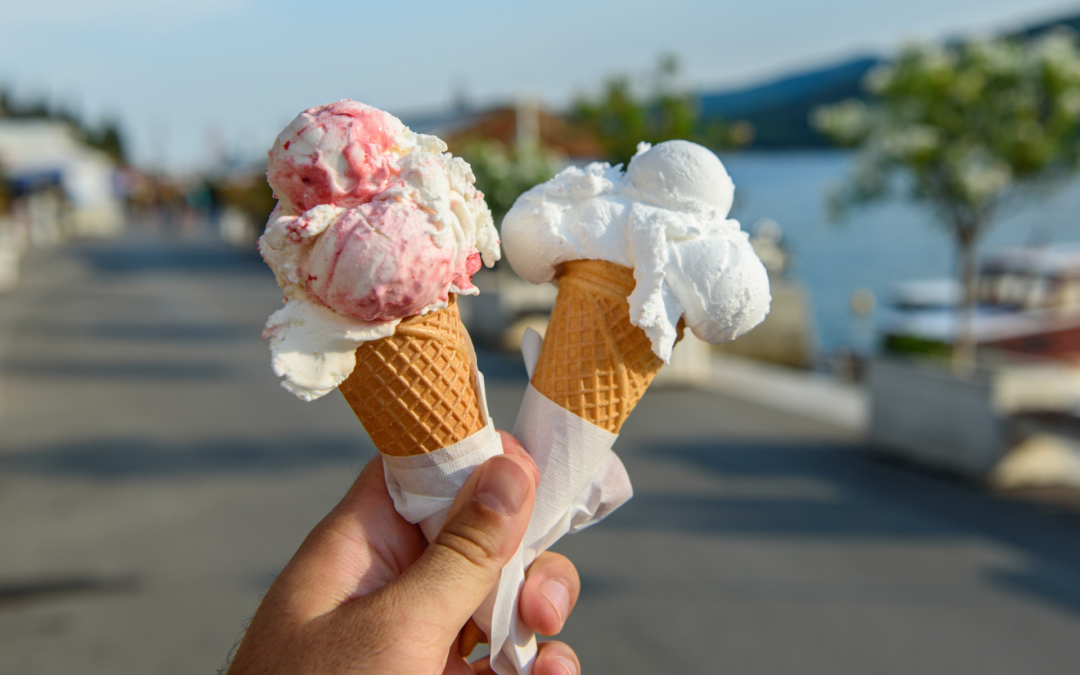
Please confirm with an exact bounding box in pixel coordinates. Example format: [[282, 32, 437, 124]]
[[1, 231, 1080, 674]]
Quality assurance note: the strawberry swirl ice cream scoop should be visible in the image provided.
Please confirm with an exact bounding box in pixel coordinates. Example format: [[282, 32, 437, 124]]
[[258, 100, 499, 400], [267, 100, 406, 215], [302, 199, 481, 322]]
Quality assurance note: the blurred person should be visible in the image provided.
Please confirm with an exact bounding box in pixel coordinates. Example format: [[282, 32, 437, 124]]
[[184, 179, 214, 233], [226, 431, 582, 675]]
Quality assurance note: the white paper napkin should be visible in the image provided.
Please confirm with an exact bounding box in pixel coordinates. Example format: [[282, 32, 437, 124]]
[[382, 420, 505, 541], [380, 328, 634, 675]]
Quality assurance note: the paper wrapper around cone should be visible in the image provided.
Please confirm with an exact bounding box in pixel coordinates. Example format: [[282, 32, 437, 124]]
[[338, 296, 486, 457], [531, 259, 684, 432]]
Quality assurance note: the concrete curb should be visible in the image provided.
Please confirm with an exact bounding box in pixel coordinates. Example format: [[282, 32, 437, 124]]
[[703, 353, 868, 433]]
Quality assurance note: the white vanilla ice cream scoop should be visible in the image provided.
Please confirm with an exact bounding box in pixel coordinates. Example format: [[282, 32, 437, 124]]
[[502, 140, 770, 361]]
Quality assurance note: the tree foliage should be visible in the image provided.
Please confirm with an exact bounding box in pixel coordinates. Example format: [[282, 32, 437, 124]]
[[572, 54, 736, 166], [814, 31, 1080, 234], [461, 140, 562, 227], [215, 174, 276, 226], [813, 30, 1080, 369], [82, 120, 127, 165]]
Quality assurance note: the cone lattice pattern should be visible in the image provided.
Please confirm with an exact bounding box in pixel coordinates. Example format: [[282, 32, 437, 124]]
[[338, 297, 485, 456], [531, 260, 682, 433]]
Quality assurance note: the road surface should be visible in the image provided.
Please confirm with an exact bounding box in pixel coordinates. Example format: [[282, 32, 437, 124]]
[[1, 232, 1079, 674]]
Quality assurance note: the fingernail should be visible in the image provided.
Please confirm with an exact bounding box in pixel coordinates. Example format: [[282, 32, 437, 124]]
[[539, 578, 571, 624], [474, 456, 530, 515], [552, 655, 577, 675]]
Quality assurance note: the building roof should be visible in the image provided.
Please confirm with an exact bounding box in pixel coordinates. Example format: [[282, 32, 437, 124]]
[[402, 104, 604, 160]]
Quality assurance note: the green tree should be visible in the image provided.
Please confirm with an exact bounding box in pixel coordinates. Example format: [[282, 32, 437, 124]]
[[85, 119, 127, 165], [216, 174, 276, 226], [572, 54, 712, 166], [461, 140, 562, 227], [813, 31, 1080, 372]]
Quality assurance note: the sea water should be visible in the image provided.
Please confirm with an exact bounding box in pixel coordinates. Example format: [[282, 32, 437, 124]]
[[721, 150, 1080, 359]]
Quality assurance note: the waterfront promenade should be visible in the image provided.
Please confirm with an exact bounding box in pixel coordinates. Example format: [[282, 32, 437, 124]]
[[1, 232, 1079, 674]]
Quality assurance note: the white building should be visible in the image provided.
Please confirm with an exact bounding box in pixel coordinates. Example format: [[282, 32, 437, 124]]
[[0, 120, 124, 239]]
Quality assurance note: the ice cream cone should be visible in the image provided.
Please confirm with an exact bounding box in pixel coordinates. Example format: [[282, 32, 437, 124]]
[[531, 259, 684, 433], [338, 296, 485, 456]]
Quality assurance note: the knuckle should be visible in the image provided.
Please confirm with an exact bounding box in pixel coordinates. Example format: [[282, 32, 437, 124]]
[[435, 518, 505, 574], [538, 551, 571, 568], [532, 551, 576, 581]]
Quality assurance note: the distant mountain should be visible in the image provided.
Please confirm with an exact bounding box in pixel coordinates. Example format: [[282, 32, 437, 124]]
[[698, 57, 880, 149], [1017, 12, 1080, 38], [699, 11, 1080, 149]]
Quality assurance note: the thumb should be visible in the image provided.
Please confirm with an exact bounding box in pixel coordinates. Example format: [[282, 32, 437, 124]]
[[366, 449, 537, 641]]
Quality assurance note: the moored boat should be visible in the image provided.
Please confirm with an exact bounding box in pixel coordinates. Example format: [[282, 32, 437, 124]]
[[883, 245, 1080, 360]]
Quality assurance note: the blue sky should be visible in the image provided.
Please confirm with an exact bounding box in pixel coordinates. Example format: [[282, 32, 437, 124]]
[[2, 0, 1077, 171]]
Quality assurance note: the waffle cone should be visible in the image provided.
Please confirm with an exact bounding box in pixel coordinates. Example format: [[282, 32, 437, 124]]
[[338, 296, 485, 456], [531, 259, 683, 433]]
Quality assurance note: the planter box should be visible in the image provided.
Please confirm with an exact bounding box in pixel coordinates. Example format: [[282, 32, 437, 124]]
[[867, 358, 1007, 477]]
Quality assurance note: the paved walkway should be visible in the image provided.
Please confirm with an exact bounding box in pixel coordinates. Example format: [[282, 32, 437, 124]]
[[1, 232, 1080, 674]]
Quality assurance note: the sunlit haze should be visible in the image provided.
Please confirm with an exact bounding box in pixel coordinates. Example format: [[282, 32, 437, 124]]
[[2, 0, 1077, 170]]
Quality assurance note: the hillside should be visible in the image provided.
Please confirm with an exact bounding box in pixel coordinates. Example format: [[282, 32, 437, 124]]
[[699, 11, 1080, 149], [698, 57, 879, 148]]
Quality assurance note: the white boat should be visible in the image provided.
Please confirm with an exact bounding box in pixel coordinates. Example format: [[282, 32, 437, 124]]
[[883, 244, 1080, 360]]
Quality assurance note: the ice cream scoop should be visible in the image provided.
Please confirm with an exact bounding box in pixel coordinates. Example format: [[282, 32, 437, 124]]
[[259, 100, 499, 400], [501, 140, 769, 361], [268, 99, 414, 216]]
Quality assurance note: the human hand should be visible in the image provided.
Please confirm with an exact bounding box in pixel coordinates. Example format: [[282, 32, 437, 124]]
[[227, 431, 581, 675]]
